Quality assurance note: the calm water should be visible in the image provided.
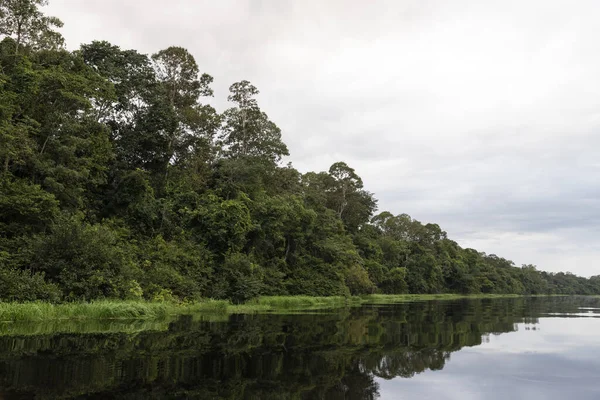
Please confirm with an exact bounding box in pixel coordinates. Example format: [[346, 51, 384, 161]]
[[1, 297, 600, 399]]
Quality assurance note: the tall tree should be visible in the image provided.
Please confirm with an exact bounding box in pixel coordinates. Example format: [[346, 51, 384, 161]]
[[0, 0, 63, 54], [151, 46, 218, 188], [79, 41, 154, 124], [326, 162, 377, 232], [221, 80, 289, 163], [152, 46, 212, 110], [327, 162, 363, 218], [79, 41, 175, 186], [0, 42, 37, 174]]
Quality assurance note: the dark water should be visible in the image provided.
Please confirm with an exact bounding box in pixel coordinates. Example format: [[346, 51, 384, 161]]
[[1, 297, 600, 400]]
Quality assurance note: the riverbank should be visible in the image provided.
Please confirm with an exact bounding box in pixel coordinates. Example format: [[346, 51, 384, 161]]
[[0, 293, 538, 323]]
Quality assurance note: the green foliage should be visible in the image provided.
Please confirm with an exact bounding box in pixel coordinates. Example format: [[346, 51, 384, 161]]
[[0, 0, 597, 304], [345, 264, 376, 295], [0, 265, 61, 302], [186, 193, 252, 254], [27, 215, 135, 301], [0, 0, 64, 53], [326, 161, 377, 232], [137, 235, 213, 301], [286, 259, 349, 297], [211, 252, 264, 304], [0, 177, 59, 237], [380, 267, 409, 294], [252, 295, 361, 310], [221, 80, 289, 163]]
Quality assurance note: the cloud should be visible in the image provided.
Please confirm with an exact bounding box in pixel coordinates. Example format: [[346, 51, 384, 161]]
[[44, 0, 600, 276]]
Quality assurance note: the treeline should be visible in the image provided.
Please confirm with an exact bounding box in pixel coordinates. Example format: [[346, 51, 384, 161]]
[[1, 0, 599, 303]]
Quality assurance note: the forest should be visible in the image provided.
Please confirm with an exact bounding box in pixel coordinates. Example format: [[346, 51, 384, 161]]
[[1, 0, 599, 304]]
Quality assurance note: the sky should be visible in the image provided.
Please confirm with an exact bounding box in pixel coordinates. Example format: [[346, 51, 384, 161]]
[[44, 0, 600, 276]]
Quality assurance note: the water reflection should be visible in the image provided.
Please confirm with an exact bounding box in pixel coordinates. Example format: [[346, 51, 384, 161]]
[[378, 317, 600, 400], [0, 297, 599, 399]]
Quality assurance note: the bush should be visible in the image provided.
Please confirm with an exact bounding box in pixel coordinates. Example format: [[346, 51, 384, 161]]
[[380, 267, 409, 294], [0, 266, 61, 302], [345, 264, 376, 295], [137, 235, 213, 301], [364, 260, 386, 286], [285, 256, 350, 297], [211, 252, 263, 304], [0, 178, 59, 238], [28, 215, 136, 301]]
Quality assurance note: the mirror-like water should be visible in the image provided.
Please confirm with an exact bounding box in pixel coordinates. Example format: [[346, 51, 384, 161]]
[[1, 297, 599, 399]]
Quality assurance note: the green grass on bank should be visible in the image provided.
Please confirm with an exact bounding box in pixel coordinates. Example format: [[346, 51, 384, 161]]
[[0, 301, 173, 322], [0, 294, 549, 323], [248, 295, 363, 310]]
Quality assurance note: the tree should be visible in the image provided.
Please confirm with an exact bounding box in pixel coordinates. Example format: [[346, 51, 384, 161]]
[[80, 41, 175, 185], [152, 46, 212, 110], [327, 161, 362, 218], [221, 80, 289, 163], [18, 49, 114, 211], [79, 41, 154, 123], [0, 0, 63, 54], [0, 177, 58, 238], [0, 47, 37, 174], [326, 162, 377, 232], [151, 46, 218, 189], [27, 215, 137, 300]]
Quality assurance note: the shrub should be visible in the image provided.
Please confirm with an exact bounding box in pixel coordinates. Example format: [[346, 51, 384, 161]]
[[0, 266, 61, 302], [211, 252, 263, 304], [345, 264, 376, 295], [380, 267, 409, 294], [28, 215, 135, 301], [137, 235, 213, 301]]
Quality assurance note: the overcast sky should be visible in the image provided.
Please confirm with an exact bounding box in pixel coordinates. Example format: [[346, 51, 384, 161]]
[[45, 0, 600, 276]]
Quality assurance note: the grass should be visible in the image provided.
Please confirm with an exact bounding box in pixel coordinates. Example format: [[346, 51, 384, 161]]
[[253, 295, 362, 309], [0, 293, 547, 323], [0, 300, 173, 322]]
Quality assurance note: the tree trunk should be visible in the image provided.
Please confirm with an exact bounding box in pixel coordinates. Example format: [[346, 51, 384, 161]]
[[40, 135, 50, 155], [285, 237, 292, 262], [241, 108, 248, 156], [337, 185, 347, 218], [15, 19, 23, 55]]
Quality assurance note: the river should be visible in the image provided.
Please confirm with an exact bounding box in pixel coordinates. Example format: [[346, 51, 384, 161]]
[[0, 296, 599, 399]]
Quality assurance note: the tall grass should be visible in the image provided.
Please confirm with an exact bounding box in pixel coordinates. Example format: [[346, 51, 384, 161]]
[[0, 301, 173, 322], [252, 295, 362, 309]]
